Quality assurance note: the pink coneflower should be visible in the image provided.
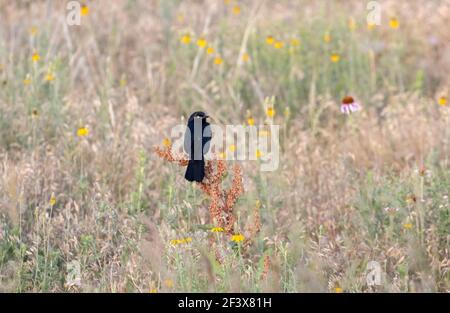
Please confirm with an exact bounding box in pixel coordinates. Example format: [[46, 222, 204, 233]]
[[340, 96, 361, 114]]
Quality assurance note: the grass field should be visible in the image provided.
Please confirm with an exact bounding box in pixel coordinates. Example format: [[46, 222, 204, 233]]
[[0, 0, 449, 292]]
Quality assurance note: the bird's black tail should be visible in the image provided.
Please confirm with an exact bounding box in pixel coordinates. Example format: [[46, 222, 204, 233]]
[[185, 160, 205, 182]]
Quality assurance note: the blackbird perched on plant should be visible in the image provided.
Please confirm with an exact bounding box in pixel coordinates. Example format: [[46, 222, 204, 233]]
[[184, 111, 212, 182]]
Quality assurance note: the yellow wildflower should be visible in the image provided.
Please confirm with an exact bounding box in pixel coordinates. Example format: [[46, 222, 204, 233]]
[[206, 47, 215, 54], [170, 237, 192, 246], [49, 195, 56, 206], [334, 287, 343, 293], [266, 36, 274, 45], [247, 117, 255, 126], [29, 26, 38, 36], [23, 76, 32, 86], [214, 57, 223, 65], [266, 106, 275, 118], [389, 17, 399, 29], [77, 127, 89, 137], [367, 22, 377, 30], [180, 34, 191, 44], [32, 52, 40, 62], [232, 5, 241, 15], [438, 96, 447, 106], [164, 279, 174, 288], [242, 53, 250, 62], [219, 151, 226, 159], [231, 234, 245, 243], [255, 149, 263, 159], [45, 72, 55, 82], [273, 41, 283, 49], [228, 144, 236, 152], [163, 138, 171, 147], [323, 32, 331, 43], [149, 288, 158, 293], [403, 223, 413, 230], [211, 227, 224, 233], [330, 53, 341, 63], [80, 4, 89, 16], [290, 38, 301, 47], [197, 38, 207, 48]]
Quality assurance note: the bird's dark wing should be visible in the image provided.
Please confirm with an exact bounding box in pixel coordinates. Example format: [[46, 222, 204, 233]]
[[202, 123, 212, 154]]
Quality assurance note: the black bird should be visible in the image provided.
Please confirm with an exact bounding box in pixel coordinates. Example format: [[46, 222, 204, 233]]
[[184, 111, 212, 182]]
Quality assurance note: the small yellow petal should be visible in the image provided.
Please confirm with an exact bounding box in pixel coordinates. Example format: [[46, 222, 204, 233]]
[[330, 53, 340, 63], [180, 34, 191, 44], [23, 77, 32, 86], [80, 5, 89, 17], [273, 41, 283, 49], [49, 196, 56, 206], [389, 17, 399, 29], [290, 38, 300, 46], [197, 38, 207, 48], [164, 279, 174, 288], [438, 96, 447, 106], [367, 22, 377, 30], [45, 72, 55, 82], [32, 53, 40, 62], [29, 26, 38, 36], [232, 5, 241, 15], [231, 234, 245, 242], [266, 107, 275, 118], [77, 127, 89, 137], [163, 138, 171, 147], [403, 223, 413, 229]]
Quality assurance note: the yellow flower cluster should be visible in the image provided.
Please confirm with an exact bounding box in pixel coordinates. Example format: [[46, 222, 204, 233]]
[[170, 237, 193, 245], [231, 234, 245, 242], [77, 127, 89, 137]]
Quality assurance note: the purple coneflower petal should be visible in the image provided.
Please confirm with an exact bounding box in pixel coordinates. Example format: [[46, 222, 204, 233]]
[[340, 105, 350, 114], [349, 102, 360, 112]]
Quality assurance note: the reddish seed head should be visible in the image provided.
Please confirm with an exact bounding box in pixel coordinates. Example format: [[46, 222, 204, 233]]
[[342, 96, 355, 104]]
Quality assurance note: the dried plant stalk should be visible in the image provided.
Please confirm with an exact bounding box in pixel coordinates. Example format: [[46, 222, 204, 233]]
[[155, 146, 244, 234]]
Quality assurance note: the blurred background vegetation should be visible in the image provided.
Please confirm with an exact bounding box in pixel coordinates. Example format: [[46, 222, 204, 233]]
[[0, 0, 449, 292]]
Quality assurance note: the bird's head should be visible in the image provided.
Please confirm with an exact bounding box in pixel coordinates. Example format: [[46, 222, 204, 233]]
[[188, 111, 210, 122]]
